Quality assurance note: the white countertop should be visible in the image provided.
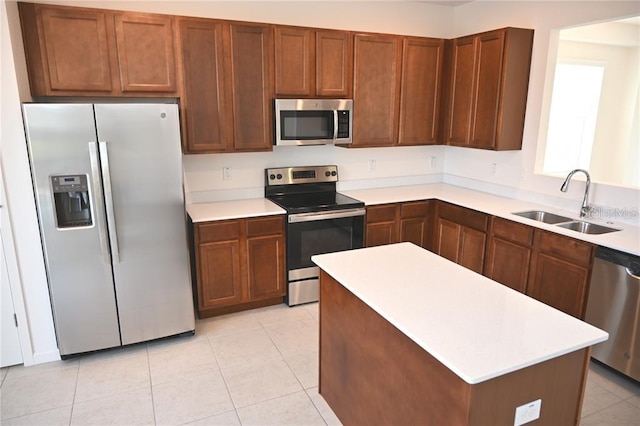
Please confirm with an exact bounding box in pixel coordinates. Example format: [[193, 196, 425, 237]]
[[185, 183, 639, 255], [341, 183, 640, 256], [312, 242, 609, 385], [186, 198, 285, 222]]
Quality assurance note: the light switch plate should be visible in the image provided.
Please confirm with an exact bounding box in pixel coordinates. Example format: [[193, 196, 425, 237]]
[[514, 399, 541, 426]]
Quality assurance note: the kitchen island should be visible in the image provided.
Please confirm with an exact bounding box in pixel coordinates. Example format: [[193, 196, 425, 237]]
[[312, 243, 608, 426]]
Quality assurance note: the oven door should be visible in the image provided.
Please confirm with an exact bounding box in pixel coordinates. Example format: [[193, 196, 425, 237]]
[[286, 208, 365, 305]]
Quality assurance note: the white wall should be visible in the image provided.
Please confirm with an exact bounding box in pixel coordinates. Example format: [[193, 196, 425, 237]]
[[448, 1, 640, 223], [1, 0, 59, 365]]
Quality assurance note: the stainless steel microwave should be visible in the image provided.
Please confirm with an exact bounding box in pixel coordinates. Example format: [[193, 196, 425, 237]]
[[274, 99, 353, 146]]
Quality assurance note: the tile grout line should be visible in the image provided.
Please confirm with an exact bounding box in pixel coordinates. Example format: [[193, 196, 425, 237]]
[[145, 344, 157, 426], [259, 306, 330, 425], [205, 334, 242, 424]]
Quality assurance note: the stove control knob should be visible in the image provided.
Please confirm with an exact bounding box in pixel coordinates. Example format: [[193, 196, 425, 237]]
[[325, 171, 331, 177], [276, 173, 283, 180], [269, 174, 276, 180], [331, 171, 337, 176]]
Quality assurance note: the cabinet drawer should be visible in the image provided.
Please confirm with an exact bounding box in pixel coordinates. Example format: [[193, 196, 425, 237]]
[[197, 220, 241, 243], [400, 200, 430, 219], [437, 202, 488, 232], [491, 217, 533, 246], [246, 216, 284, 237], [534, 230, 594, 267], [367, 204, 398, 223]]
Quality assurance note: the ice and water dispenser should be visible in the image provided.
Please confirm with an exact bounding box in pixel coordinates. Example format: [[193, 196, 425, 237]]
[[51, 174, 93, 228]]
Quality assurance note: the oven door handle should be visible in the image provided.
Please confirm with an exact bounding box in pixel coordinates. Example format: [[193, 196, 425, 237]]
[[289, 208, 366, 223]]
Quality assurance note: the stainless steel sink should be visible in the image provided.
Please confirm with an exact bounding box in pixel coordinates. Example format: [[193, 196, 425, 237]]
[[512, 210, 574, 224], [556, 221, 620, 235]]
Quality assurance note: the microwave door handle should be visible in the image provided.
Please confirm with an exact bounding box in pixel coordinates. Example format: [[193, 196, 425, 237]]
[[333, 110, 338, 140]]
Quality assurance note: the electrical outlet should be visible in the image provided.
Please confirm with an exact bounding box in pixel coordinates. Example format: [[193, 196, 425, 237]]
[[514, 399, 541, 426], [430, 156, 437, 169], [368, 160, 376, 172], [223, 166, 232, 181]]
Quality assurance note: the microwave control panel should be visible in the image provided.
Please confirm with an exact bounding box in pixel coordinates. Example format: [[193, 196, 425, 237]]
[[336, 110, 350, 139]]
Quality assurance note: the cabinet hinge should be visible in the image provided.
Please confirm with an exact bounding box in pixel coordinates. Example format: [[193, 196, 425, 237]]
[[13, 313, 18, 327]]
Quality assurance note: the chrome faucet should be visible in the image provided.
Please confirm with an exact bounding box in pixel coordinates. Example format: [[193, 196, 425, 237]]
[[560, 169, 593, 218]]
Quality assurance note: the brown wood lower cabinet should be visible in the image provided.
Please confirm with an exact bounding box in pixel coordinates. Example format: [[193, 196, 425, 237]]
[[365, 201, 432, 249], [484, 217, 594, 319], [484, 216, 533, 293], [193, 215, 285, 317], [527, 231, 594, 319], [435, 202, 488, 274]]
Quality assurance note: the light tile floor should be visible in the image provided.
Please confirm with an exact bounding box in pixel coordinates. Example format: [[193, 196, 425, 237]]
[[1, 302, 639, 425]]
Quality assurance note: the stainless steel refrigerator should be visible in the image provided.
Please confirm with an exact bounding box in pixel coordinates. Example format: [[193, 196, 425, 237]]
[[23, 103, 195, 357]]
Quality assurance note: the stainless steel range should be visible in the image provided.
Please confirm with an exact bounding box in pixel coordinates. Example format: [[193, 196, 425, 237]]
[[265, 165, 365, 306]]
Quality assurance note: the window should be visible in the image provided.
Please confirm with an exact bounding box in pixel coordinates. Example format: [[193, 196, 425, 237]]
[[543, 63, 605, 175]]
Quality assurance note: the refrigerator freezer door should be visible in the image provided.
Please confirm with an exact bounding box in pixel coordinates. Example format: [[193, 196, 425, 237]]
[[94, 104, 194, 345], [23, 104, 121, 355]]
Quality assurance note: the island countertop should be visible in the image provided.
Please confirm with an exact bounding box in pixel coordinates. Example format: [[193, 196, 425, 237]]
[[312, 242, 608, 384]]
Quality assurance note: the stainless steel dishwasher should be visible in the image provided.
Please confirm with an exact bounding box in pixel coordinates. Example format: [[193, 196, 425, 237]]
[[584, 246, 640, 381]]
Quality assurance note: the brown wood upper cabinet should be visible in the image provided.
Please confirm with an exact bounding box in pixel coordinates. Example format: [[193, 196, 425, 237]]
[[229, 23, 274, 152], [398, 37, 444, 146], [19, 2, 179, 97], [351, 34, 444, 147], [178, 18, 232, 153], [435, 202, 488, 274], [178, 19, 273, 153], [443, 27, 534, 150], [352, 33, 402, 147], [274, 27, 352, 98]]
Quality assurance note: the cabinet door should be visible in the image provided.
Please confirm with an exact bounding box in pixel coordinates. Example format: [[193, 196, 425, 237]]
[[197, 240, 243, 309], [485, 237, 530, 292], [399, 201, 432, 248], [352, 34, 402, 147], [445, 36, 476, 146], [246, 235, 286, 300], [436, 218, 461, 263], [229, 23, 274, 151], [527, 253, 590, 318], [245, 216, 285, 300], [398, 37, 444, 145], [471, 31, 505, 149], [459, 226, 486, 274], [400, 218, 429, 247], [21, 3, 115, 94], [366, 222, 397, 247], [274, 27, 314, 96], [366, 204, 399, 247], [114, 13, 178, 93], [316, 30, 352, 97], [179, 19, 232, 153]]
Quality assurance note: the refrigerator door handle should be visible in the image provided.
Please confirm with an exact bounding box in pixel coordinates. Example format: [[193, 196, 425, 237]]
[[88, 142, 112, 266], [98, 141, 120, 264]]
